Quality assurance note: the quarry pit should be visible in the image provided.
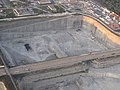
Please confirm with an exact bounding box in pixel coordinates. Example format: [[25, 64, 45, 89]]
[[0, 14, 120, 90]]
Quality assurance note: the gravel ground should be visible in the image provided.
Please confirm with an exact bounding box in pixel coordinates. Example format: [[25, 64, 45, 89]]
[[0, 28, 109, 67]]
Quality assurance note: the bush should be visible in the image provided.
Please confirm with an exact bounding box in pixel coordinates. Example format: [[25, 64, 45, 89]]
[[95, 0, 120, 15]]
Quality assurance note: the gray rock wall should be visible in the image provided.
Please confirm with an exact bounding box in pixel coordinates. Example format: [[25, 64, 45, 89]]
[[0, 15, 118, 48], [0, 15, 82, 40], [1, 16, 82, 33]]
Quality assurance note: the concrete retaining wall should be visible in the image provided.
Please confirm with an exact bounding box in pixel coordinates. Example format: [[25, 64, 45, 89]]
[[0, 15, 120, 48], [0, 15, 82, 40], [1, 15, 82, 33], [83, 16, 120, 47]]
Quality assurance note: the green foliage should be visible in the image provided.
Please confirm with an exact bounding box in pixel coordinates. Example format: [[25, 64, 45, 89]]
[[96, 0, 120, 15], [54, 5, 65, 13], [5, 9, 15, 18]]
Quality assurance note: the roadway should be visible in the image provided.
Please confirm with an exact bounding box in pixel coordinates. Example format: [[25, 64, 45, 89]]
[[0, 48, 120, 76], [0, 47, 120, 90], [60, 0, 120, 31]]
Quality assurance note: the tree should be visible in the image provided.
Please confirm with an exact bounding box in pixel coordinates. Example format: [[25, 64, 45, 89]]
[[95, 0, 120, 15]]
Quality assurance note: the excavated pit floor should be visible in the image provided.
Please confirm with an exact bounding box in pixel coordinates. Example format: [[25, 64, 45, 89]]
[[20, 64, 120, 90], [0, 20, 118, 90], [0, 28, 111, 67]]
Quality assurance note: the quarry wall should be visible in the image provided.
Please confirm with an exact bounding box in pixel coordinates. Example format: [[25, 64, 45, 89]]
[[82, 16, 120, 47], [0, 15, 120, 47]]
